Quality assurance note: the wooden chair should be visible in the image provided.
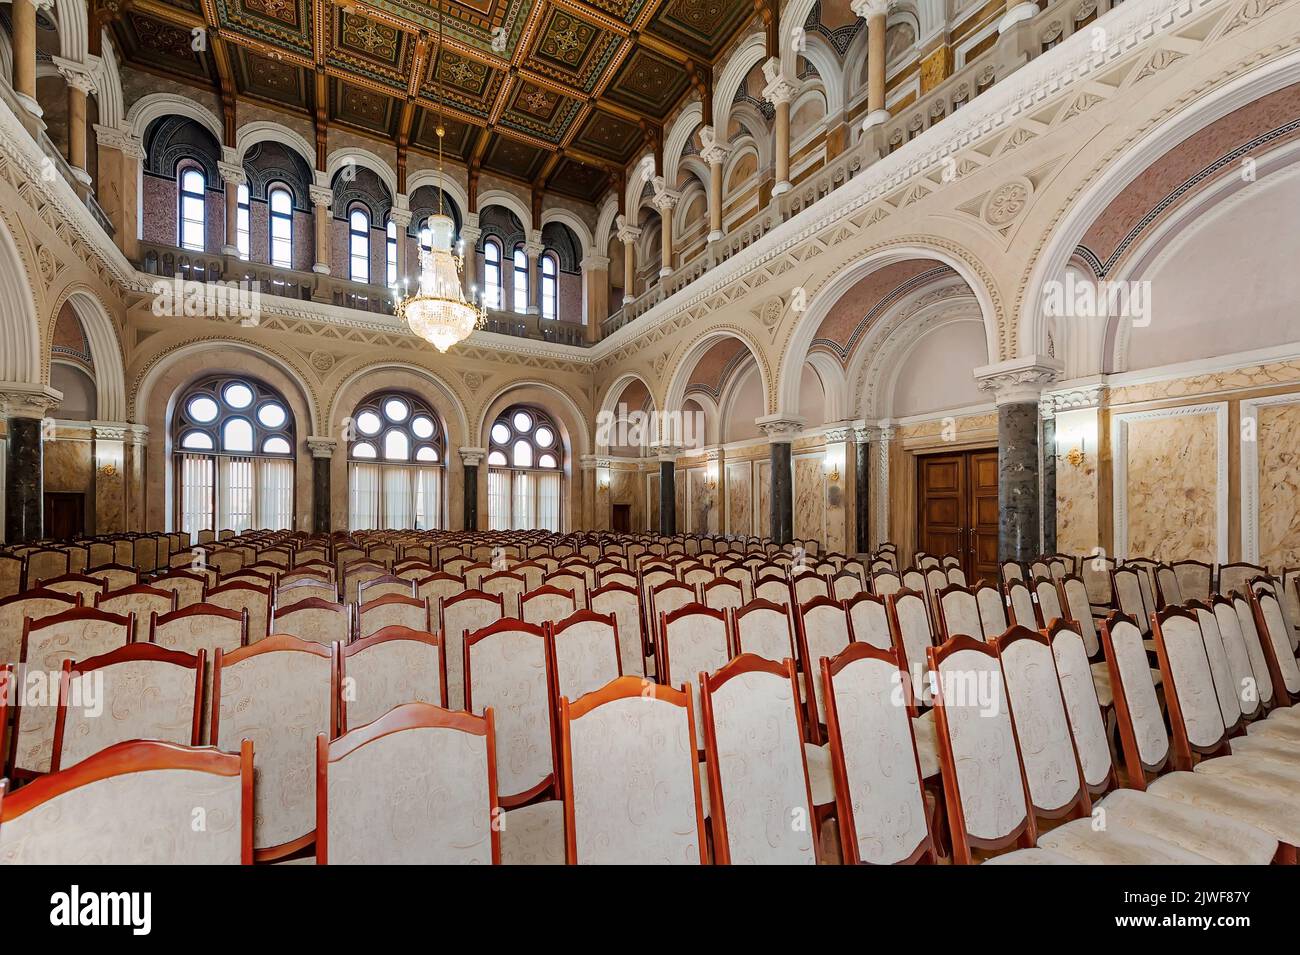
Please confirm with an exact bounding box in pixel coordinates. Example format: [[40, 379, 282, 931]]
[[1155, 564, 1184, 608], [414, 571, 464, 614], [1081, 554, 1115, 611], [0, 590, 80, 664], [1248, 588, 1300, 701], [701, 655, 816, 864], [822, 642, 939, 864], [1219, 562, 1267, 600], [1057, 574, 1100, 657], [338, 627, 445, 731], [34, 573, 106, 604], [559, 677, 706, 864], [152, 569, 209, 608], [701, 577, 745, 614], [844, 591, 892, 650], [10, 608, 134, 777], [95, 583, 178, 622], [1172, 559, 1214, 603], [1005, 579, 1040, 629], [729, 598, 795, 663], [830, 569, 866, 601], [589, 582, 644, 679], [974, 582, 1009, 638], [356, 593, 428, 639], [276, 578, 339, 605], [548, 610, 621, 707], [794, 596, 852, 743], [1033, 576, 1066, 628], [934, 583, 984, 641], [52, 643, 203, 772], [355, 574, 417, 606], [85, 563, 140, 592], [316, 703, 500, 864], [481, 570, 527, 617], [213, 635, 337, 861], [24, 548, 69, 588], [657, 603, 730, 751], [203, 581, 272, 643], [439, 590, 504, 711], [272, 597, 351, 646], [0, 739, 252, 864], [790, 569, 829, 605]]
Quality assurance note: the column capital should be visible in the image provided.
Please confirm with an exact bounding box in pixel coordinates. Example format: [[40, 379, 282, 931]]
[[652, 444, 684, 462], [755, 414, 804, 443], [388, 206, 413, 228], [581, 253, 610, 271], [94, 124, 145, 161], [851, 0, 890, 19], [1043, 378, 1107, 413], [32, 0, 56, 12], [459, 446, 486, 467], [578, 453, 599, 471], [0, 383, 61, 419], [91, 423, 128, 441], [459, 224, 482, 246], [651, 180, 680, 212], [523, 232, 545, 258], [217, 161, 247, 186], [974, 356, 1063, 406], [761, 69, 799, 107], [615, 214, 641, 244], [822, 425, 854, 444], [54, 58, 97, 95], [309, 185, 334, 208], [699, 125, 730, 166], [306, 436, 337, 458]]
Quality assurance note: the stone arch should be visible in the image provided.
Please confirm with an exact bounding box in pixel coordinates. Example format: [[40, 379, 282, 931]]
[[663, 326, 773, 423], [49, 286, 126, 422], [0, 213, 40, 385]]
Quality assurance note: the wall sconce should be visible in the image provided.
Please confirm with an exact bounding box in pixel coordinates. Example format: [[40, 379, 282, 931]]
[[705, 465, 719, 492], [597, 467, 611, 492], [1055, 418, 1096, 469], [97, 461, 118, 479], [824, 450, 842, 484]]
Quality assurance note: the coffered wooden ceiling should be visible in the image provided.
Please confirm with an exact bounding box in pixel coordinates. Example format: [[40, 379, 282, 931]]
[[105, 0, 760, 202]]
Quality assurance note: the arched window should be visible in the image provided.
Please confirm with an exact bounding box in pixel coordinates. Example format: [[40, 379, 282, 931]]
[[269, 186, 294, 268], [512, 246, 528, 314], [385, 219, 397, 286], [483, 239, 502, 310], [236, 183, 251, 260], [172, 376, 296, 537], [347, 391, 445, 530], [179, 166, 206, 251], [486, 405, 562, 531], [349, 207, 370, 283], [541, 253, 558, 320]]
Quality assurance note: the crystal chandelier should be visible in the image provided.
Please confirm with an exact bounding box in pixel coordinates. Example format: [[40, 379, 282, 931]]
[[392, 0, 485, 353]]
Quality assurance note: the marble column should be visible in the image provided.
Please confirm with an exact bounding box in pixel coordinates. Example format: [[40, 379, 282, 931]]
[[389, 205, 411, 287], [1040, 398, 1057, 556], [579, 454, 600, 531], [700, 133, 729, 242], [310, 185, 333, 275], [757, 415, 803, 545], [854, 425, 872, 555], [652, 183, 678, 277], [762, 59, 797, 197], [307, 438, 335, 533], [460, 448, 485, 531], [524, 231, 544, 316], [975, 358, 1062, 562], [616, 216, 640, 306], [657, 450, 679, 536], [999, 0, 1039, 32], [93, 126, 145, 260], [854, 0, 891, 130], [12, 0, 41, 117], [873, 424, 894, 549], [581, 254, 609, 343], [2, 385, 60, 543], [219, 161, 245, 257], [57, 61, 96, 196], [92, 424, 127, 534]]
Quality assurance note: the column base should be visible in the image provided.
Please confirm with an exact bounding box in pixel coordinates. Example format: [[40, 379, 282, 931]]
[[222, 244, 238, 256], [658, 267, 672, 278], [527, 306, 540, 316], [861, 109, 891, 132], [622, 295, 634, 306], [313, 264, 330, 275], [772, 180, 791, 197], [998, 2, 1038, 32], [708, 230, 724, 242]]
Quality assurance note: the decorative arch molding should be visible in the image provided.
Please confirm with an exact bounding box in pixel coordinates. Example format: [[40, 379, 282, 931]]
[[595, 371, 658, 450], [129, 337, 321, 432], [673, 179, 707, 235], [324, 361, 470, 449], [776, 239, 1002, 417], [727, 106, 774, 169], [623, 153, 656, 217], [722, 138, 761, 193], [664, 100, 704, 186], [48, 0, 90, 62], [235, 121, 315, 172], [0, 211, 41, 386], [715, 31, 767, 135], [539, 207, 594, 257], [405, 167, 470, 224], [802, 350, 846, 423], [794, 34, 843, 119], [716, 359, 760, 444], [851, 293, 985, 420], [94, 29, 126, 129], [474, 380, 592, 460], [48, 285, 127, 422], [477, 189, 533, 233], [1017, 48, 1300, 360], [324, 146, 397, 198], [594, 195, 619, 251], [126, 93, 222, 146], [681, 390, 720, 448], [663, 326, 774, 422]]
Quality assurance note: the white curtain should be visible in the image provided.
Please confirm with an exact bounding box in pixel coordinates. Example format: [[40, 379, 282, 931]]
[[512, 471, 532, 530], [256, 458, 294, 529], [180, 454, 214, 539], [416, 467, 443, 529], [488, 469, 510, 530], [350, 463, 380, 530], [383, 465, 413, 529], [217, 457, 254, 533], [537, 472, 561, 531]]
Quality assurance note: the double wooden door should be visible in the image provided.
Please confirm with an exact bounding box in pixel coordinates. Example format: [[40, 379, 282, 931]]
[[916, 450, 999, 583]]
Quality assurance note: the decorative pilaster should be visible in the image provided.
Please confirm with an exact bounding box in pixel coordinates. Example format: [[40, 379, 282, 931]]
[[389, 204, 411, 286], [762, 59, 798, 197], [616, 215, 641, 306], [459, 447, 485, 531], [654, 446, 682, 536], [699, 127, 729, 242], [218, 160, 246, 257], [853, 0, 891, 129], [307, 437, 336, 534], [756, 415, 803, 545], [309, 185, 333, 275], [579, 453, 600, 531], [580, 253, 609, 343], [853, 424, 872, 555], [651, 180, 679, 277], [874, 425, 894, 550], [523, 231, 544, 315], [2, 384, 60, 543], [1039, 397, 1057, 557], [975, 357, 1063, 562], [92, 423, 128, 534], [94, 125, 145, 259]]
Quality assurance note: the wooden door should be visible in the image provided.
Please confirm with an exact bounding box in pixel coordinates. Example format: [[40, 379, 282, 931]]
[[44, 492, 85, 541], [611, 503, 632, 534], [916, 449, 1000, 583]]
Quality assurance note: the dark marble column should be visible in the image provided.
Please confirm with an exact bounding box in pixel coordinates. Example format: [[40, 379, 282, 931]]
[[6, 415, 43, 542], [998, 401, 1041, 562], [854, 431, 871, 555], [463, 463, 479, 531], [312, 457, 330, 533], [1040, 408, 1057, 556], [659, 459, 676, 536], [770, 440, 793, 545]]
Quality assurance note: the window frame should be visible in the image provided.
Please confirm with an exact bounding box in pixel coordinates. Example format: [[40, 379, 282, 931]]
[[349, 205, 371, 284], [269, 185, 294, 269], [236, 183, 251, 260], [541, 252, 558, 321], [483, 238, 503, 310], [178, 165, 207, 252], [512, 245, 528, 314], [386, 219, 398, 286]]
